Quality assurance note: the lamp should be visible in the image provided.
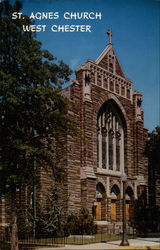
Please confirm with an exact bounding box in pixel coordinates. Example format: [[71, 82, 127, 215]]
[[120, 173, 129, 246]]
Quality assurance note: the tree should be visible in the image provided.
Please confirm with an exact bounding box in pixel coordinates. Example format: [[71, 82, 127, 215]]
[[146, 126, 160, 232], [77, 207, 96, 235], [0, 0, 74, 249], [66, 207, 97, 235], [146, 126, 160, 206], [147, 126, 160, 159], [133, 127, 160, 233], [35, 183, 68, 237]]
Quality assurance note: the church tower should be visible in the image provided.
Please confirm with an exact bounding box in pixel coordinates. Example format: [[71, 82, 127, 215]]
[[63, 31, 148, 233]]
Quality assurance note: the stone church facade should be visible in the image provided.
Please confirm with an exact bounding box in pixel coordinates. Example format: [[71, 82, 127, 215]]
[[62, 32, 148, 233], [0, 32, 149, 236]]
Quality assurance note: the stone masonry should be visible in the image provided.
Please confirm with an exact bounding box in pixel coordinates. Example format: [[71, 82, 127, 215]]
[[0, 31, 149, 236], [62, 31, 148, 233]]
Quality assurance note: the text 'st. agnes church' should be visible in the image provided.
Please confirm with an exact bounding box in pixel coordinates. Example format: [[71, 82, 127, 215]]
[[62, 31, 148, 232]]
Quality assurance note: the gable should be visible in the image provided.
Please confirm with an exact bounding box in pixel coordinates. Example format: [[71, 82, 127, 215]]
[[95, 46, 125, 78]]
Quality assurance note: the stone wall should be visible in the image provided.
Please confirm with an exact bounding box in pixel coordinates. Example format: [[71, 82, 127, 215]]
[[63, 42, 148, 233]]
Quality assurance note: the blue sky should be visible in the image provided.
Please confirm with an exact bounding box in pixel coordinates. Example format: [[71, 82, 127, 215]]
[[14, 0, 160, 131]]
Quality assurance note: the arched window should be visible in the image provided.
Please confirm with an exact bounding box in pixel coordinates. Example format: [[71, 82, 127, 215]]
[[97, 100, 125, 172]]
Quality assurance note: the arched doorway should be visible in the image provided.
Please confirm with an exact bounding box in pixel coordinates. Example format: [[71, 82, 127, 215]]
[[110, 184, 121, 222], [125, 186, 134, 222], [95, 183, 106, 221]]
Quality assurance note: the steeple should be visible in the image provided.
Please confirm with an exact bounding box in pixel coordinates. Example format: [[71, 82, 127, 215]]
[[96, 30, 125, 77], [107, 29, 112, 45]]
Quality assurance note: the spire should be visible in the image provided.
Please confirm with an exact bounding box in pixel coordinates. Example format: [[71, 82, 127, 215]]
[[107, 29, 112, 45]]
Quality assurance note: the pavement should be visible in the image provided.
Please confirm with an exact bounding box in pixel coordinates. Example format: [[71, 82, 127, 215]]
[[35, 237, 160, 250]]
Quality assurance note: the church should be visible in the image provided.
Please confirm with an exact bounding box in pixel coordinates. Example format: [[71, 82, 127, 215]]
[[62, 31, 148, 233], [0, 31, 149, 236]]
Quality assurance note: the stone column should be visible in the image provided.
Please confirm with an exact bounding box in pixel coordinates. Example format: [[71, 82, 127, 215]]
[[120, 126, 124, 173], [106, 131, 109, 169], [95, 70, 97, 85], [98, 116, 102, 168], [113, 115, 116, 171], [101, 73, 104, 88]]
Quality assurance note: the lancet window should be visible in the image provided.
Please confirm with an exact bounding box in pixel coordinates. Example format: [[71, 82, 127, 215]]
[[97, 101, 124, 172]]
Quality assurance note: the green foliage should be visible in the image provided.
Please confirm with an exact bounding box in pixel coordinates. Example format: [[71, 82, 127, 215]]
[[35, 183, 67, 236], [146, 126, 160, 165], [65, 213, 79, 236], [135, 126, 160, 233], [145, 126, 160, 232], [0, 0, 74, 193], [66, 207, 97, 235], [77, 207, 96, 235], [36, 204, 96, 237], [17, 204, 34, 235], [0, 241, 10, 250]]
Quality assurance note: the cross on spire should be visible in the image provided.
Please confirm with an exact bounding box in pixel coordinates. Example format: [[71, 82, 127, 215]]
[[107, 29, 112, 45]]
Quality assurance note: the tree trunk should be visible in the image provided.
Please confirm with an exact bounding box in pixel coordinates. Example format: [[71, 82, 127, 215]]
[[11, 216, 18, 250], [11, 186, 19, 250]]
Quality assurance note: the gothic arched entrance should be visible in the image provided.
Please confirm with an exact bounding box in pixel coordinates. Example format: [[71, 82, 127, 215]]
[[95, 183, 106, 221], [125, 186, 134, 222], [110, 184, 121, 222]]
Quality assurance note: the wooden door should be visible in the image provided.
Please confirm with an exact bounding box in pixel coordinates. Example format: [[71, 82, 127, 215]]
[[126, 203, 130, 221], [111, 201, 116, 221], [96, 201, 101, 220]]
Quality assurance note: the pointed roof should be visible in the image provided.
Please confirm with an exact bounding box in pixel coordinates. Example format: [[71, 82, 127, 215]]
[[96, 44, 112, 64], [95, 31, 125, 78]]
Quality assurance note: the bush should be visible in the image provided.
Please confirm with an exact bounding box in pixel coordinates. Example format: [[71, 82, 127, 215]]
[[35, 184, 67, 237], [17, 204, 34, 236], [66, 207, 97, 235]]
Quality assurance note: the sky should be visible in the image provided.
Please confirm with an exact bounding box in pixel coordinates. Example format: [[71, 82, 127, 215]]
[[12, 0, 160, 131]]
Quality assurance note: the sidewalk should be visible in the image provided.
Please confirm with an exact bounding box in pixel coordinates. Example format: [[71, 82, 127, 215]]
[[36, 237, 160, 250]]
